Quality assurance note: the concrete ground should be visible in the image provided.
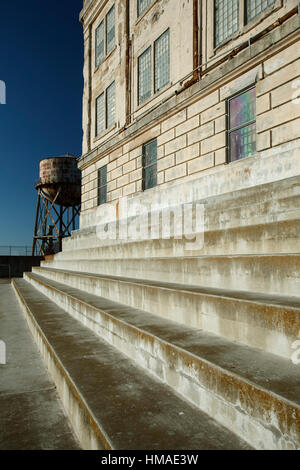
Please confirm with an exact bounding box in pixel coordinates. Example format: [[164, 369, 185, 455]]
[[0, 279, 81, 450]]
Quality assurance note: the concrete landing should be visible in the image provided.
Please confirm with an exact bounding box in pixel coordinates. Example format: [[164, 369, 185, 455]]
[[0, 279, 81, 450]]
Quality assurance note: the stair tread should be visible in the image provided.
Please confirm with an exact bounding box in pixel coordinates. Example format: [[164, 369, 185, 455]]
[[13, 278, 252, 450], [27, 271, 300, 407], [36, 266, 300, 309]]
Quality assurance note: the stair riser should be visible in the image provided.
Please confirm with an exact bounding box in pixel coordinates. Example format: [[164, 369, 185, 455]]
[[12, 280, 112, 451], [41, 255, 300, 297], [31, 268, 299, 360], [24, 273, 300, 450], [64, 178, 300, 252], [60, 218, 300, 257]]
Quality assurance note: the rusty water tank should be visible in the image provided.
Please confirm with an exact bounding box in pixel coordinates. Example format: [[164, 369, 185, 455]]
[[37, 154, 81, 207]]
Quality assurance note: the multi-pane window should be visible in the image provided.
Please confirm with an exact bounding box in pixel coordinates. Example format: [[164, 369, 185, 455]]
[[138, 29, 170, 105], [214, 0, 239, 47], [98, 166, 107, 206], [138, 47, 152, 104], [106, 82, 115, 129], [227, 87, 256, 162], [96, 82, 115, 137], [95, 4, 115, 67], [246, 0, 275, 23], [95, 21, 105, 67], [154, 30, 170, 93], [138, 0, 151, 17], [142, 139, 157, 190], [106, 6, 115, 55], [96, 93, 105, 136]]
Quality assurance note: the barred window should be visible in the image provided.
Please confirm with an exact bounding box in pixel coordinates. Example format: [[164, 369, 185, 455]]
[[138, 47, 152, 105], [246, 0, 275, 22], [138, 0, 151, 17], [98, 166, 107, 206], [228, 87, 256, 162], [95, 21, 105, 67], [96, 93, 105, 136], [154, 30, 170, 93], [106, 5, 115, 55], [106, 82, 115, 129], [142, 139, 157, 190], [214, 0, 239, 47]]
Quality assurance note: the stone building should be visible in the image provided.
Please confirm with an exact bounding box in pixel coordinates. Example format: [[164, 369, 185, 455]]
[[78, 0, 300, 230], [13, 0, 300, 450]]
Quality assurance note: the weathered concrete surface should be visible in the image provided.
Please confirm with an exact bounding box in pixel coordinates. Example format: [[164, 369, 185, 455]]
[[0, 279, 81, 450], [20, 272, 300, 450], [12, 278, 251, 450], [29, 266, 300, 360]]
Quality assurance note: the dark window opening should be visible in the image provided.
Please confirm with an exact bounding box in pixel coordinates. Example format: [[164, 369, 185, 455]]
[[142, 139, 157, 190]]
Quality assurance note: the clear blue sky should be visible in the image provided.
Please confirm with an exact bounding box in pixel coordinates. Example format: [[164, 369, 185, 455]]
[[0, 0, 83, 246]]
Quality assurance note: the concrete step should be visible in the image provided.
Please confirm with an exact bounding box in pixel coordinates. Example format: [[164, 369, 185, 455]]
[[12, 278, 252, 451], [0, 280, 81, 450], [41, 253, 300, 297], [29, 267, 300, 360], [59, 218, 300, 257], [16, 274, 300, 450], [63, 175, 300, 253]]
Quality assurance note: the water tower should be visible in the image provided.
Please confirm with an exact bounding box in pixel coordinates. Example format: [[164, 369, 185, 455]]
[[32, 154, 81, 256]]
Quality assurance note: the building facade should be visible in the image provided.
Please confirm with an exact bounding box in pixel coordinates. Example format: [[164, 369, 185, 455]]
[[78, 0, 300, 228], [20, 1, 300, 449]]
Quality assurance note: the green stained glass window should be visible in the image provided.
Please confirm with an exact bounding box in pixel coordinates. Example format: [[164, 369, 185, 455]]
[[228, 88, 256, 162]]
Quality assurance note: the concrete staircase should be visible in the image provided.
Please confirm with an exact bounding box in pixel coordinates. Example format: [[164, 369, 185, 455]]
[[13, 175, 300, 450]]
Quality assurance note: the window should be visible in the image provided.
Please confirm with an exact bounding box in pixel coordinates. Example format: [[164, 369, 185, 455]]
[[138, 47, 152, 105], [98, 166, 107, 205], [96, 93, 105, 136], [246, 0, 275, 23], [214, 0, 239, 47], [106, 82, 115, 129], [154, 30, 170, 93], [138, 29, 170, 105], [95, 4, 115, 67], [227, 87, 256, 162], [95, 21, 105, 67], [138, 0, 151, 17], [106, 6, 115, 55], [96, 82, 115, 137], [142, 139, 157, 190]]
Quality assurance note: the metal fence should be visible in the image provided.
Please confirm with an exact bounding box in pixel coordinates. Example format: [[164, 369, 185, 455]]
[[0, 246, 32, 256]]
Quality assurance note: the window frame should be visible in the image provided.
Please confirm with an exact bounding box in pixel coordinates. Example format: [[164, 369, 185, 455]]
[[212, 0, 282, 51], [97, 165, 108, 206], [95, 81, 116, 138], [226, 85, 257, 163], [137, 0, 152, 18], [95, 4, 116, 69], [137, 29, 170, 106], [142, 138, 158, 191]]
